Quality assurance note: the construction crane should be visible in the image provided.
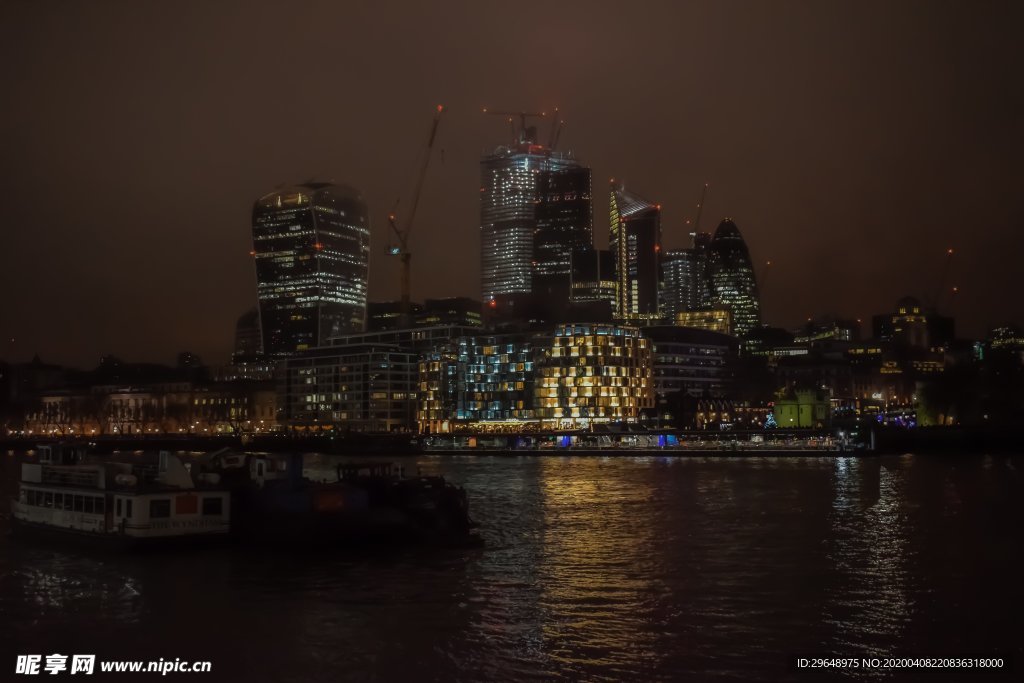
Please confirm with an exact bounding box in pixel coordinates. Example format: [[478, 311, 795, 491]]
[[929, 247, 955, 311], [482, 108, 548, 144], [546, 107, 565, 150], [685, 183, 709, 236], [760, 260, 773, 298], [388, 104, 445, 322]]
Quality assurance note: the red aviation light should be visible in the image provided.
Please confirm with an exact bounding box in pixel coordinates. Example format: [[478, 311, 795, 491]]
[[314, 243, 324, 250]]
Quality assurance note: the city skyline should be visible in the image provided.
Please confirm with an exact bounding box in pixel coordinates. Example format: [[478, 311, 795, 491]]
[[2, 1, 1021, 367]]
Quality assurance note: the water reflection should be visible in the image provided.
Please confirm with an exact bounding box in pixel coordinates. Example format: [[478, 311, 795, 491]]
[[536, 457, 664, 680], [1, 453, 1022, 681], [825, 457, 915, 662]]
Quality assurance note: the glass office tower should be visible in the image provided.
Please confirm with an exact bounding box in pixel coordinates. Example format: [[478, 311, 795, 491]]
[[480, 136, 580, 305], [708, 218, 761, 336], [609, 184, 662, 321], [251, 182, 370, 357], [533, 166, 593, 312]]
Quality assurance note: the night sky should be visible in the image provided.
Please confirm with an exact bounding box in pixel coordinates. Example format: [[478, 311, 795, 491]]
[[2, 0, 1021, 368]]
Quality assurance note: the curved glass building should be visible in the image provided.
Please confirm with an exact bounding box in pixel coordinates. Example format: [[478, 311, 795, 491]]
[[251, 182, 370, 356], [709, 218, 761, 336]]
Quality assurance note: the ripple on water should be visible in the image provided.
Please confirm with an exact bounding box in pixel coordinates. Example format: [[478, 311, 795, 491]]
[[1, 453, 1022, 681]]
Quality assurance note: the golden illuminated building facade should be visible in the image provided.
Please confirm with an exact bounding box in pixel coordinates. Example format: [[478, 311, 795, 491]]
[[534, 324, 654, 425], [676, 308, 733, 336]]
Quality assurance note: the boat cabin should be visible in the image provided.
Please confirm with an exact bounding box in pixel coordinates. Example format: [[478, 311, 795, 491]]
[[12, 449, 231, 542]]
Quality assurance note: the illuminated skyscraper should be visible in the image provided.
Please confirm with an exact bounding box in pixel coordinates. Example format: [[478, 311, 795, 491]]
[[533, 166, 593, 311], [708, 218, 761, 335], [661, 231, 714, 317], [609, 184, 662, 320], [661, 250, 696, 319], [251, 182, 370, 357], [480, 132, 580, 305]]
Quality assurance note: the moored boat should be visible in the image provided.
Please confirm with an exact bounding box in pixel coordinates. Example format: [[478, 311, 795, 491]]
[[10, 445, 482, 550], [203, 451, 481, 548], [10, 443, 231, 548]]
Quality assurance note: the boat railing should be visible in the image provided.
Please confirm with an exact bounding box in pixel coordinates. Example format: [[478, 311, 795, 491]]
[[40, 466, 100, 489]]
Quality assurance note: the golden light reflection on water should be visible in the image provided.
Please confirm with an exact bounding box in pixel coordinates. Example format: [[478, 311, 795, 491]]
[[536, 457, 666, 676], [3, 453, 1020, 682]]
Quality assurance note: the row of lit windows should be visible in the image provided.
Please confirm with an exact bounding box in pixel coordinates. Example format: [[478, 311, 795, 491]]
[[538, 367, 645, 378], [536, 385, 643, 398], [549, 346, 642, 358]]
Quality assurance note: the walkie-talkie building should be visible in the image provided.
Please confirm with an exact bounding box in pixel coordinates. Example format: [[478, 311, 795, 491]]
[[251, 182, 370, 357], [708, 218, 761, 336]]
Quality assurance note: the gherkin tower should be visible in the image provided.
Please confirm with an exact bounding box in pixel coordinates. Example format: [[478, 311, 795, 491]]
[[709, 218, 761, 335]]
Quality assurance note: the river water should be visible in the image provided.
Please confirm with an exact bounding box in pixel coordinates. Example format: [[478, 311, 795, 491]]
[[1, 453, 1021, 681]]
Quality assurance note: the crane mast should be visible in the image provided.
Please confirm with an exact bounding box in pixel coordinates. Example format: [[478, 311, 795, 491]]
[[388, 104, 444, 323], [482, 108, 548, 144]]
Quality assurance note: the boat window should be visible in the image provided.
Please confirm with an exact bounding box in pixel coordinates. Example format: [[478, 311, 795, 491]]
[[27, 490, 36, 506], [84, 497, 94, 514], [74, 495, 84, 512], [116, 499, 122, 517], [95, 497, 104, 514], [126, 500, 133, 518], [65, 495, 74, 511], [150, 499, 171, 518], [202, 497, 223, 516]]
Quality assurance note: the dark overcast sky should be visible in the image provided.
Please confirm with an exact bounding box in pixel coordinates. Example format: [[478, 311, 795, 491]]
[[1, 0, 1021, 368]]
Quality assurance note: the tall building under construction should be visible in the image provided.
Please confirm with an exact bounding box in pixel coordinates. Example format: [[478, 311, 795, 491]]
[[479, 122, 589, 316]]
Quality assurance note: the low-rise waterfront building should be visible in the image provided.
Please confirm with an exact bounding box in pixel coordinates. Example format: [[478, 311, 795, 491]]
[[533, 323, 654, 427], [643, 325, 737, 399], [279, 345, 417, 432], [418, 334, 534, 434]]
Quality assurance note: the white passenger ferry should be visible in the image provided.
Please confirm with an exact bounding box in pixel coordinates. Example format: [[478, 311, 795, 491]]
[[10, 443, 231, 547]]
